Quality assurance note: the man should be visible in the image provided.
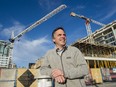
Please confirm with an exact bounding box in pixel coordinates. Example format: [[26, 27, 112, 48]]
[[40, 27, 89, 87]]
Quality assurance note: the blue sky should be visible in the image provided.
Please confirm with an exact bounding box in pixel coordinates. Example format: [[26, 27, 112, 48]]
[[0, 0, 116, 68]]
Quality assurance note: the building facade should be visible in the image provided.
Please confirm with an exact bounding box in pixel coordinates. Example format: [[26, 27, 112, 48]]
[[0, 40, 13, 68], [79, 20, 116, 46]]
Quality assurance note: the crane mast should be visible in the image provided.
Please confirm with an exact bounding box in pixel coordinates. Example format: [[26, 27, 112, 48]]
[[9, 4, 67, 43], [70, 12, 106, 43]]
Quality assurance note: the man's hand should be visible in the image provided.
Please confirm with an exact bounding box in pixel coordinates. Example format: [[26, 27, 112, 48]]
[[52, 69, 63, 77], [51, 69, 65, 83], [55, 75, 65, 83]]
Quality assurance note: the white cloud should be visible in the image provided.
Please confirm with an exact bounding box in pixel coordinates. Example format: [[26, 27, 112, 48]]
[[38, 0, 62, 11], [13, 36, 52, 67], [71, 5, 85, 11], [100, 9, 116, 21], [96, 0, 116, 22], [38, 0, 51, 10], [0, 21, 25, 39], [0, 21, 53, 67], [76, 5, 85, 9]]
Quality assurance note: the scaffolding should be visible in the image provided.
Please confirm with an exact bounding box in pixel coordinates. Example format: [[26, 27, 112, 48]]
[[72, 42, 116, 68]]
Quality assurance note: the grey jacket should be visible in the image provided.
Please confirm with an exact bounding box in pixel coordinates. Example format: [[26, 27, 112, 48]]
[[40, 46, 89, 87]]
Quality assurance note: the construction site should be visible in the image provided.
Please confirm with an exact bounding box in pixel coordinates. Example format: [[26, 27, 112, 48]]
[[0, 4, 116, 87], [70, 12, 116, 84]]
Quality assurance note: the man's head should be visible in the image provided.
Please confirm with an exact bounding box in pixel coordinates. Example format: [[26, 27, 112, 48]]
[[52, 27, 66, 48]]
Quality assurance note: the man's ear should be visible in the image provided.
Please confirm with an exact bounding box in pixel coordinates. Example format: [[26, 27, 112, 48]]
[[53, 39, 55, 42]]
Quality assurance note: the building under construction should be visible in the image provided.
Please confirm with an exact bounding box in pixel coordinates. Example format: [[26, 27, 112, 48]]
[[34, 20, 116, 69], [79, 20, 116, 46], [34, 42, 116, 69], [70, 12, 116, 69], [72, 42, 116, 68], [30, 20, 116, 83]]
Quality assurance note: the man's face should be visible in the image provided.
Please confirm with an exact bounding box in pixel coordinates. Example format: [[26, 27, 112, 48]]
[[53, 29, 66, 47]]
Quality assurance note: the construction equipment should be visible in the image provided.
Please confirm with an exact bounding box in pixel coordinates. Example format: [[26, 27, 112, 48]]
[[9, 4, 67, 43], [0, 4, 67, 68], [70, 12, 106, 43]]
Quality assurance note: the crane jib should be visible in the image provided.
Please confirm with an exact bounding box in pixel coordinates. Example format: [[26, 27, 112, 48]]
[[10, 4, 67, 43]]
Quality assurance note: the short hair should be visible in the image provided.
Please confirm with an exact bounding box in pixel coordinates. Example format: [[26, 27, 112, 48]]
[[52, 27, 65, 39]]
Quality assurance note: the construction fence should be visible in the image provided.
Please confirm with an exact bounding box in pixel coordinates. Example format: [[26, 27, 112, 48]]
[[85, 68, 116, 85], [0, 68, 116, 87], [0, 68, 40, 87]]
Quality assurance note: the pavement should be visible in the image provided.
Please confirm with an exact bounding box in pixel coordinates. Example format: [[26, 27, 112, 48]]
[[87, 82, 116, 87]]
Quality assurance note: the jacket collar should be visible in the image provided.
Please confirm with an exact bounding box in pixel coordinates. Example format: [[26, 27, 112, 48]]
[[54, 45, 68, 52]]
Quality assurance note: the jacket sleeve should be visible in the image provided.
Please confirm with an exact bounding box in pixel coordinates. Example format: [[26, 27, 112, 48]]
[[65, 49, 89, 79], [40, 53, 52, 76]]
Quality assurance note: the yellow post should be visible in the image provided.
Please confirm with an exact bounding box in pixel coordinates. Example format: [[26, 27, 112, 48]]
[[109, 61, 111, 68], [110, 61, 112, 68], [94, 60, 96, 68], [107, 61, 109, 68], [104, 61, 107, 68], [99, 61, 102, 67], [114, 62, 116, 67], [101, 61, 104, 67]]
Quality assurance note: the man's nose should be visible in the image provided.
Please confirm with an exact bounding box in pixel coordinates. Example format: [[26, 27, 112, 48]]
[[61, 35, 66, 38]]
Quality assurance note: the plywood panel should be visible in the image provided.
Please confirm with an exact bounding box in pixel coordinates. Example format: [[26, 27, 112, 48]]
[[91, 68, 103, 83]]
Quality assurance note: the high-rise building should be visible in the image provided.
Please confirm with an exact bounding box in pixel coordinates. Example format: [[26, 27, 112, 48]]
[[0, 40, 13, 68], [79, 20, 116, 46]]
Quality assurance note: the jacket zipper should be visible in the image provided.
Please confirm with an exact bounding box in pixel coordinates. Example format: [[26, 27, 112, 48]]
[[60, 51, 67, 87]]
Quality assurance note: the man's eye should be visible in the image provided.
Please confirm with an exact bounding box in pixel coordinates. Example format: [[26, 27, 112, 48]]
[[57, 34, 66, 36], [58, 34, 61, 36]]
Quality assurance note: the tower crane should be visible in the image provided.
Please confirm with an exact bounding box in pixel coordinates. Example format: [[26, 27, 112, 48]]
[[9, 4, 67, 43], [70, 12, 106, 43], [0, 4, 67, 68]]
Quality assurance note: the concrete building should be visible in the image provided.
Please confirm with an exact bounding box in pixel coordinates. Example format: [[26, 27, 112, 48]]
[[0, 40, 13, 68], [79, 20, 116, 46]]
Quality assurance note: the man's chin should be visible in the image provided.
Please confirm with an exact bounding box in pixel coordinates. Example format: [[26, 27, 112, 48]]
[[61, 44, 66, 46]]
